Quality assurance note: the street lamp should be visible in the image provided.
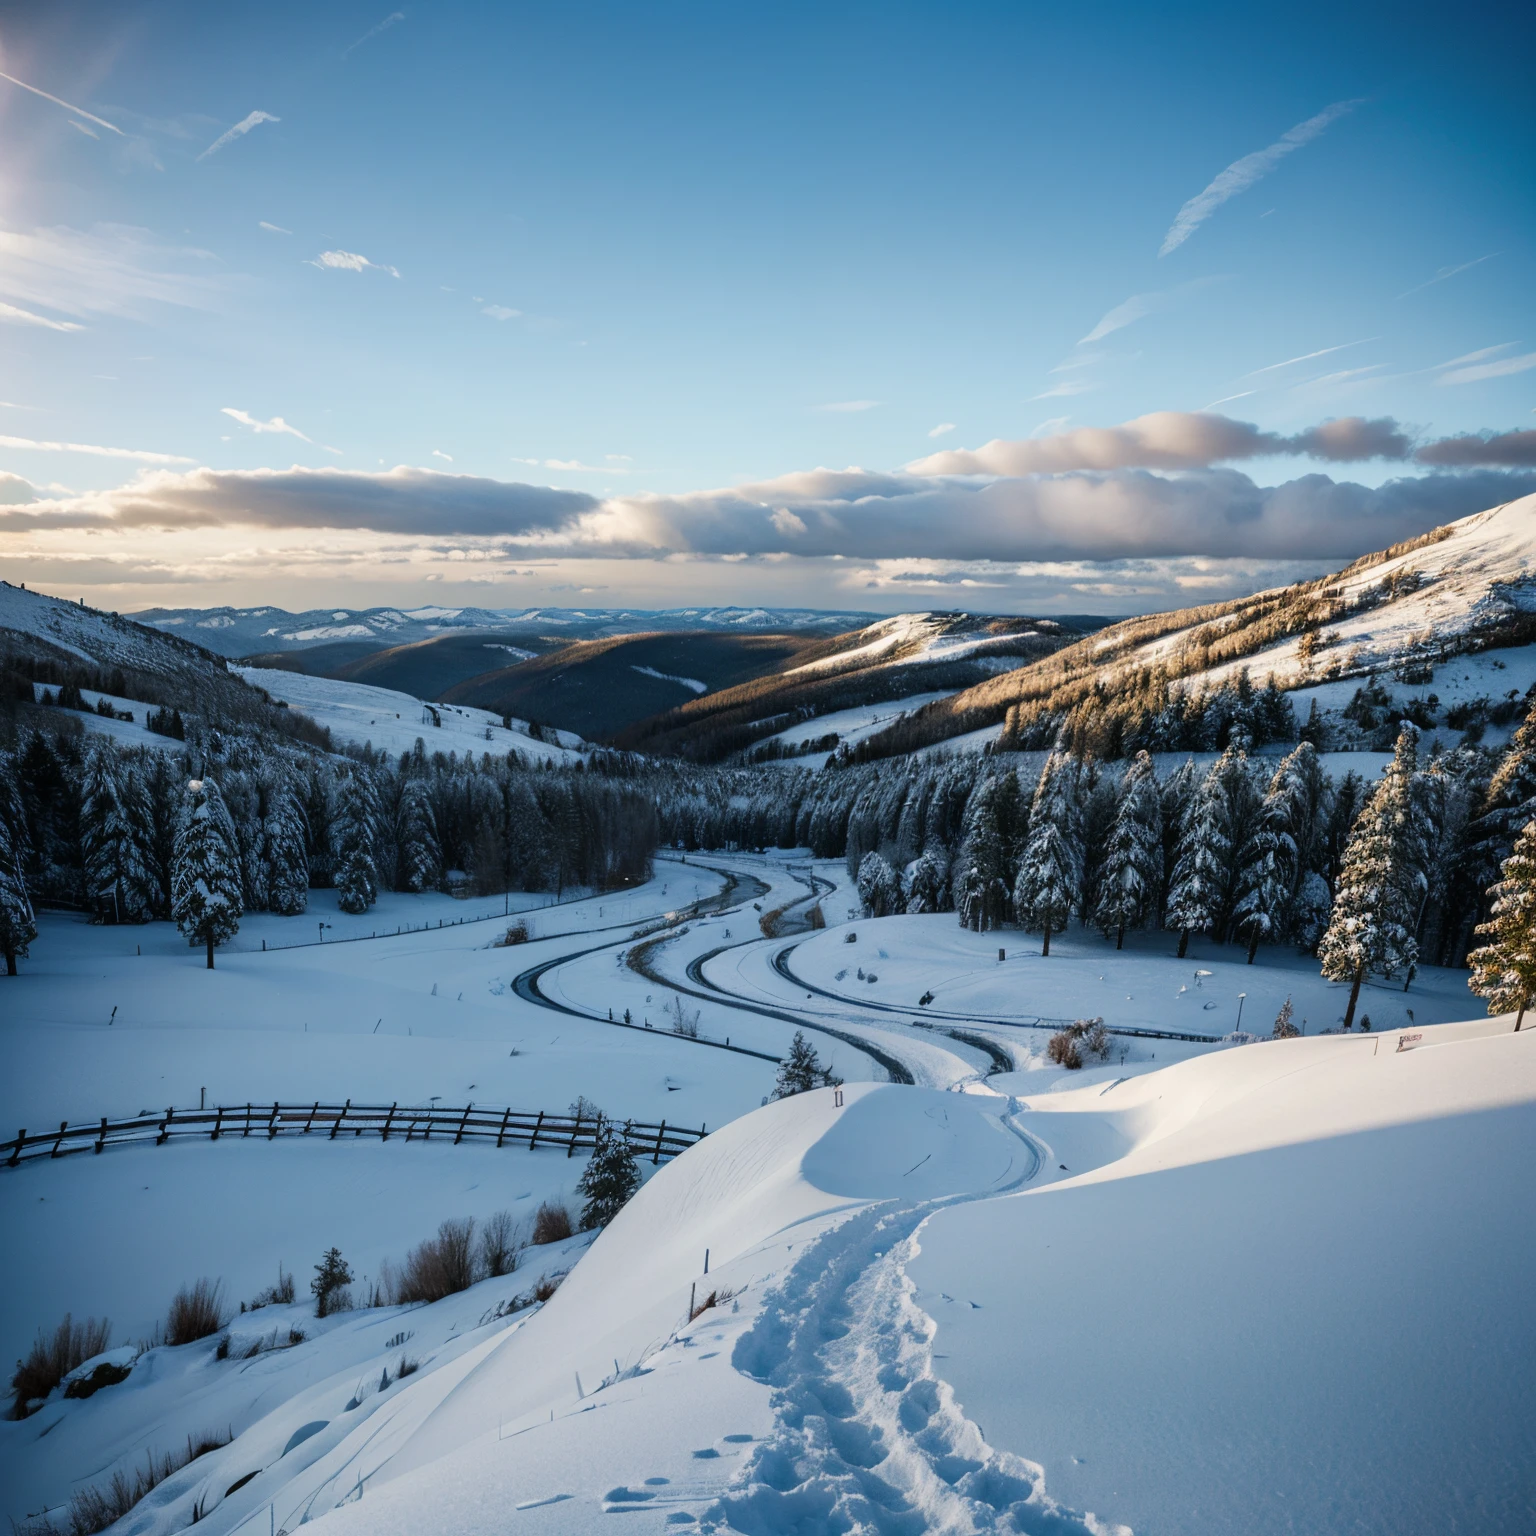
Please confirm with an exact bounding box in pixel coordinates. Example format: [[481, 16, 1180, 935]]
[[1236, 992, 1247, 1032]]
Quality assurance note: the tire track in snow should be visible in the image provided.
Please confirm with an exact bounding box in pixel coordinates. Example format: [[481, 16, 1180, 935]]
[[702, 1109, 1131, 1536]]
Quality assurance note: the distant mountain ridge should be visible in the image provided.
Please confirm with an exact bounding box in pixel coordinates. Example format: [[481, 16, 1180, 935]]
[[131, 603, 884, 657]]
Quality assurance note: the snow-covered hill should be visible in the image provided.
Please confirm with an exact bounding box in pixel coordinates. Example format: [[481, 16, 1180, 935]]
[[234, 666, 587, 762]]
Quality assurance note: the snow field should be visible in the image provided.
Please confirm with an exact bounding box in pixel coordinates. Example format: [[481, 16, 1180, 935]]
[[911, 1018, 1536, 1535], [233, 666, 585, 762]]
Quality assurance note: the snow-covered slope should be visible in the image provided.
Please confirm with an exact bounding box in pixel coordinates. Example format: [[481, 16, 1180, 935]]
[[234, 666, 586, 761], [13, 1014, 1526, 1536]]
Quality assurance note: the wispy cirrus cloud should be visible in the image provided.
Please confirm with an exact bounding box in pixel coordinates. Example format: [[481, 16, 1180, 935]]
[[222, 408, 310, 441], [309, 249, 401, 278], [1160, 99, 1361, 256], [1078, 278, 1217, 344], [482, 304, 521, 320], [0, 300, 85, 333], [343, 11, 406, 59], [928, 423, 956, 438], [197, 111, 280, 161], [0, 432, 192, 464], [1437, 346, 1536, 385], [1243, 338, 1377, 378], [0, 68, 125, 136], [1397, 253, 1499, 302], [259, 221, 291, 235]]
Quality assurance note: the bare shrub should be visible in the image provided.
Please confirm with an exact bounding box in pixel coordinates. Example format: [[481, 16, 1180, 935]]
[[10, 1314, 111, 1418], [397, 1218, 478, 1304], [396, 1354, 420, 1378], [1047, 1029, 1082, 1070], [532, 1274, 561, 1303], [1080, 1019, 1113, 1062], [567, 1095, 602, 1122], [689, 1286, 739, 1321], [666, 995, 700, 1038], [247, 1267, 294, 1310], [32, 1428, 233, 1536], [531, 1201, 573, 1245], [496, 920, 530, 946], [166, 1279, 226, 1347], [479, 1210, 519, 1278]]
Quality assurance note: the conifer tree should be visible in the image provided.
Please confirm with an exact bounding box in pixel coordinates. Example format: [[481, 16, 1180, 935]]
[[1091, 751, 1161, 949], [903, 846, 949, 914], [1318, 726, 1423, 1027], [0, 813, 36, 977], [576, 1119, 641, 1229], [172, 778, 243, 968], [1232, 744, 1328, 962], [954, 777, 1012, 931], [331, 767, 381, 914], [857, 850, 901, 917], [772, 1030, 842, 1097], [79, 744, 152, 924], [396, 777, 441, 893], [264, 777, 311, 915], [1271, 996, 1299, 1038], [1015, 753, 1082, 955], [1166, 745, 1255, 957], [1467, 818, 1536, 1030]]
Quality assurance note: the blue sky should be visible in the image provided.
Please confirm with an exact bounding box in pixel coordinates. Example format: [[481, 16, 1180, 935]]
[[1, 0, 1532, 614]]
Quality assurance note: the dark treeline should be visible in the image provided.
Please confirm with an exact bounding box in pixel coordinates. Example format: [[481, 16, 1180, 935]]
[[649, 707, 1536, 976], [0, 714, 659, 956]]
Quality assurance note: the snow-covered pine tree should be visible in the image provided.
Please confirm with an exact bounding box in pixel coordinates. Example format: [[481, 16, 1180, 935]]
[[1318, 725, 1424, 1028], [396, 777, 441, 893], [954, 776, 1012, 931], [1271, 995, 1299, 1038], [856, 850, 901, 917], [172, 777, 243, 968], [264, 775, 311, 915], [1166, 744, 1254, 957], [79, 743, 151, 923], [0, 811, 36, 976], [1091, 751, 1161, 949], [1157, 757, 1199, 928], [1232, 742, 1329, 962], [773, 1030, 842, 1097], [1078, 766, 1121, 932], [331, 766, 381, 914], [1015, 752, 1082, 956], [1467, 817, 1536, 1030], [576, 1119, 642, 1229], [903, 846, 949, 914]]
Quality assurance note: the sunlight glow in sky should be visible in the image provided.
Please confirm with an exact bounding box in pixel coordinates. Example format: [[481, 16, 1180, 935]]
[[1, 0, 1532, 614]]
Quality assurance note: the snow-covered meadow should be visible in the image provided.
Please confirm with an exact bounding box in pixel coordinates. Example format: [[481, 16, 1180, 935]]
[[4, 859, 1533, 1533]]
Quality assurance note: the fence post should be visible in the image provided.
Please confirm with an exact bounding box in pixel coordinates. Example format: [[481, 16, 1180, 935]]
[[52, 1120, 69, 1157], [567, 1111, 581, 1158], [243, 1103, 252, 1139], [267, 1102, 279, 1139], [96, 1116, 108, 1154], [652, 1120, 666, 1164], [382, 1102, 396, 1141], [529, 1110, 544, 1150], [497, 1107, 511, 1148], [211, 1105, 224, 1141], [157, 1108, 173, 1146], [330, 1100, 350, 1140], [305, 1102, 318, 1133], [454, 1105, 472, 1145], [8, 1130, 23, 1168]]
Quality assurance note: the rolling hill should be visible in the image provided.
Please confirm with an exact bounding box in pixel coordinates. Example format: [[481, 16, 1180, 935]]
[[610, 613, 1087, 760], [838, 495, 1536, 764]]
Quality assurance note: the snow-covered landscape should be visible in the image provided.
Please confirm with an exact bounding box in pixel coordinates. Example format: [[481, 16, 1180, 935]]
[[5, 16, 1535, 1527]]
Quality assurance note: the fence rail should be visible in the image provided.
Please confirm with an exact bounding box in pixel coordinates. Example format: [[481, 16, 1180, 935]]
[[3, 1102, 706, 1169]]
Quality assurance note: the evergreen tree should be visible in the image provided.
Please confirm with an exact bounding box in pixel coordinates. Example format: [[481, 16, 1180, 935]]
[[857, 850, 902, 917], [954, 777, 1012, 931], [311, 1247, 354, 1318], [1232, 744, 1329, 962], [396, 777, 441, 893], [331, 767, 381, 914], [903, 846, 949, 914], [264, 777, 311, 915], [1166, 745, 1255, 957], [1014, 753, 1082, 955], [172, 778, 243, 969], [1318, 726, 1423, 1028], [772, 1030, 842, 1097], [1091, 751, 1162, 949], [1467, 818, 1536, 1030], [1271, 995, 1299, 1038], [0, 813, 36, 977], [576, 1119, 641, 1229], [79, 743, 152, 924]]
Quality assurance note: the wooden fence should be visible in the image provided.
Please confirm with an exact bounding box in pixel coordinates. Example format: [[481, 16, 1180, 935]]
[[3, 1102, 706, 1169]]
